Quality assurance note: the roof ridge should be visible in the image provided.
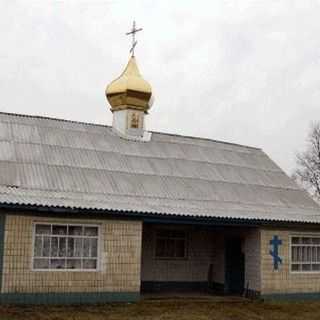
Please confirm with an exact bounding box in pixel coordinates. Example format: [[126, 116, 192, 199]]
[[151, 130, 261, 151], [0, 111, 260, 150], [0, 111, 111, 128]]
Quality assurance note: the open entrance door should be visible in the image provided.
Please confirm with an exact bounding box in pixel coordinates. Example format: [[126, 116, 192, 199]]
[[224, 237, 245, 294]]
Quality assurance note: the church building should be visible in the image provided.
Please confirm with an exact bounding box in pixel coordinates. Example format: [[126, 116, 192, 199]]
[[0, 32, 320, 304]]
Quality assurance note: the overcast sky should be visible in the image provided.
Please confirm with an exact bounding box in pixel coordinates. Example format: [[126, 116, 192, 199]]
[[1, 1, 320, 174]]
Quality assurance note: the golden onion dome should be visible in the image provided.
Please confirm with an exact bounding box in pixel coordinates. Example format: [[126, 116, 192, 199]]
[[106, 56, 152, 113]]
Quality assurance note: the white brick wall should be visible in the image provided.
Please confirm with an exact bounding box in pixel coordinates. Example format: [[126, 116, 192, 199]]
[[244, 229, 261, 291], [2, 215, 142, 294], [141, 224, 261, 293], [261, 228, 320, 295], [141, 225, 215, 282]]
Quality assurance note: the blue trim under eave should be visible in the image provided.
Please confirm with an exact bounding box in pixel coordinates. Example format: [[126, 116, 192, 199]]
[[0, 292, 140, 305], [0, 214, 5, 293], [262, 292, 320, 301]]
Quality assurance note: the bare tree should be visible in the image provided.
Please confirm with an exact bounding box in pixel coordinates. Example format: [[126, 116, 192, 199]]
[[293, 122, 320, 201]]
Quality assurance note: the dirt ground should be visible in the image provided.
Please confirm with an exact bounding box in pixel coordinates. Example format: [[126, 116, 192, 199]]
[[0, 298, 320, 320]]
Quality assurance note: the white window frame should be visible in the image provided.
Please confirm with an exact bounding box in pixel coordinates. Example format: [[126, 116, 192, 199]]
[[290, 234, 320, 274], [31, 222, 101, 272]]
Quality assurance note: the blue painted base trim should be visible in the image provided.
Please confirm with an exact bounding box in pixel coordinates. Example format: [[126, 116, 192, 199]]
[[262, 292, 320, 301], [0, 292, 140, 305]]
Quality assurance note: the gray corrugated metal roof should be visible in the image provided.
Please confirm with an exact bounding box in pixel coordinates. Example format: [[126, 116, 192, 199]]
[[0, 111, 319, 223]]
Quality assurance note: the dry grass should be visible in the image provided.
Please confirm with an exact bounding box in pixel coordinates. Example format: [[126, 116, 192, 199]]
[[1, 298, 320, 320]]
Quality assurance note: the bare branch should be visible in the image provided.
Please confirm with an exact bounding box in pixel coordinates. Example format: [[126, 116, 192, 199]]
[[293, 121, 320, 202]]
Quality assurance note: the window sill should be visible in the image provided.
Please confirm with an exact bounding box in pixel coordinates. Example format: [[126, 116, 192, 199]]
[[31, 268, 100, 272]]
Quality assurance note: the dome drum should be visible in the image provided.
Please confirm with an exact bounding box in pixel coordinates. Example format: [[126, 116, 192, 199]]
[[107, 89, 152, 113]]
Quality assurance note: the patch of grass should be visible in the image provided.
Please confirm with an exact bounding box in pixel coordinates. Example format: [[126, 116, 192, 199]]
[[1, 299, 320, 320]]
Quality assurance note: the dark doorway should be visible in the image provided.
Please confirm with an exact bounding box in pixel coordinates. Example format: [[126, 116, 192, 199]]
[[224, 237, 245, 294]]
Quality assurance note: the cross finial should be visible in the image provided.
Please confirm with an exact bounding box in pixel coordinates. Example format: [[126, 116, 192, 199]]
[[126, 20, 143, 57]]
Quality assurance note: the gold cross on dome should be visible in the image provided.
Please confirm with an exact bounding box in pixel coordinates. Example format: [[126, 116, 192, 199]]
[[126, 20, 143, 57]]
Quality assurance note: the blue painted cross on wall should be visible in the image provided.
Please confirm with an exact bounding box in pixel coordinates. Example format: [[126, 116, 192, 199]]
[[269, 235, 282, 270]]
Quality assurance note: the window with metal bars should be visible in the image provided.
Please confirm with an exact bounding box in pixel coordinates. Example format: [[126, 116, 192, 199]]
[[291, 236, 320, 272], [32, 223, 99, 271]]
